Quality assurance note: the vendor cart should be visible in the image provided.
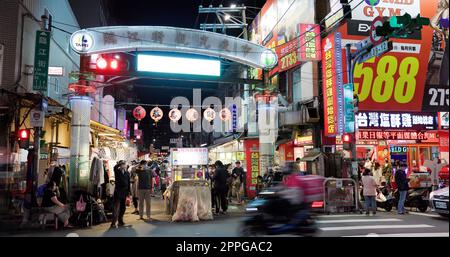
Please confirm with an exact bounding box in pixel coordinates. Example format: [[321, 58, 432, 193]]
[[166, 148, 213, 222]]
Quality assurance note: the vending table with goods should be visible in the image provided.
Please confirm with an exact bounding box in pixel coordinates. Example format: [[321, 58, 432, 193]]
[[167, 148, 213, 222]]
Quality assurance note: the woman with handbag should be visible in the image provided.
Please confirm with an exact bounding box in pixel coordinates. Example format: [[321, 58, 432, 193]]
[[42, 181, 73, 228]]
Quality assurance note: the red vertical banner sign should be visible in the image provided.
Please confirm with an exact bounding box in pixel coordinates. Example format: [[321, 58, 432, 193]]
[[244, 139, 260, 199], [299, 24, 322, 61], [322, 33, 338, 136]]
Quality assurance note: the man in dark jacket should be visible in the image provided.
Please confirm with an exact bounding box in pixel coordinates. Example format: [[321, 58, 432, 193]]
[[395, 163, 410, 215], [214, 160, 229, 214], [136, 160, 155, 221], [231, 161, 245, 204], [111, 160, 130, 228]]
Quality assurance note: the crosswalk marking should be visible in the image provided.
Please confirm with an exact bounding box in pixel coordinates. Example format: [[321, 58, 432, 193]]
[[320, 224, 434, 231], [316, 218, 402, 224], [343, 232, 449, 237], [409, 212, 441, 218], [317, 214, 365, 218]]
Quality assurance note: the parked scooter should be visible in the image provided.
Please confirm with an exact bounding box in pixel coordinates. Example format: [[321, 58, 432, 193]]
[[376, 183, 393, 212], [392, 187, 430, 213], [240, 187, 317, 236]]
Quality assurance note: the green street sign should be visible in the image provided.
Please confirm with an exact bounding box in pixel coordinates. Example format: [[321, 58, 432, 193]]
[[32, 30, 51, 92]]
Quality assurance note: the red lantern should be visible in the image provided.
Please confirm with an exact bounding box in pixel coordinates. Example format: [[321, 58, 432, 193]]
[[133, 106, 146, 121]]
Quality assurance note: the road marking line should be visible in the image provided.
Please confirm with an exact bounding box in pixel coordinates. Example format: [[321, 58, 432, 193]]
[[317, 214, 365, 218], [343, 232, 449, 237], [317, 218, 402, 224], [409, 212, 441, 218], [320, 224, 434, 231]]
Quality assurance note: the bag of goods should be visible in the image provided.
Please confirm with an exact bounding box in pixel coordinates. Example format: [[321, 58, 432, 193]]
[[172, 186, 199, 222]]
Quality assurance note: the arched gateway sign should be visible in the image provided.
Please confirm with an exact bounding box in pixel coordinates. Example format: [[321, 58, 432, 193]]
[[70, 26, 277, 69]]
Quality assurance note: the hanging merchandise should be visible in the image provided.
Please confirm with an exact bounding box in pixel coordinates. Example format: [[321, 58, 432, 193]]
[[220, 108, 231, 121], [150, 107, 163, 122], [186, 108, 199, 122], [203, 107, 216, 122], [169, 108, 182, 122], [133, 106, 146, 121]]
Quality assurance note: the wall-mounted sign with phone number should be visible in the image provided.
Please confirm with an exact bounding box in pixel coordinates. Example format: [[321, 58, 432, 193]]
[[422, 85, 449, 112], [352, 54, 424, 111], [337, 1, 441, 112]]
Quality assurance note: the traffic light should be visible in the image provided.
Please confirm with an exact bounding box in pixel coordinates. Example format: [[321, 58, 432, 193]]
[[375, 18, 396, 37], [376, 13, 430, 38], [92, 53, 130, 75], [389, 13, 411, 28], [18, 129, 30, 149], [343, 134, 352, 151]]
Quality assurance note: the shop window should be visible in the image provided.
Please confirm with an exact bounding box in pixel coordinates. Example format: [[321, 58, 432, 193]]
[[419, 147, 430, 166], [409, 147, 418, 167], [292, 67, 301, 103], [431, 146, 439, 160], [278, 72, 287, 96]]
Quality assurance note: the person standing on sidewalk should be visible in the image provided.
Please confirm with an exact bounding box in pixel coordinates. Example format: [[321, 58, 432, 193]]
[[129, 161, 139, 215], [135, 160, 154, 221], [214, 160, 229, 214], [361, 168, 378, 216], [232, 161, 244, 204], [395, 163, 410, 215], [111, 160, 130, 228]]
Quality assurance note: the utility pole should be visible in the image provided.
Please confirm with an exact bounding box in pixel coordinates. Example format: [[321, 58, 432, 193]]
[[198, 4, 248, 38]]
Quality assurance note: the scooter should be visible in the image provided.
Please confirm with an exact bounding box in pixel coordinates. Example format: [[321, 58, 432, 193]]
[[376, 185, 393, 212], [240, 187, 317, 237], [393, 187, 430, 213]]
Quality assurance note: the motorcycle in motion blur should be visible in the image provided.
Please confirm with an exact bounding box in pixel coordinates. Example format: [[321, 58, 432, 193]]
[[240, 173, 324, 236], [240, 187, 317, 236]]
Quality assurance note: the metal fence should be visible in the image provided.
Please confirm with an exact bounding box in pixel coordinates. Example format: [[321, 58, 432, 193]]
[[323, 178, 359, 214]]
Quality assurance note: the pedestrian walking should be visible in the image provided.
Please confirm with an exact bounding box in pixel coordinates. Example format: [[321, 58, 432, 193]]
[[361, 168, 378, 216], [395, 163, 410, 215], [136, 160, 154, 221], [208, 164, 217, 210], [231, 161, 244, 204], [111, 160, 130, 228], [214, 160, 228, 214], [129, 161, 139, 215]]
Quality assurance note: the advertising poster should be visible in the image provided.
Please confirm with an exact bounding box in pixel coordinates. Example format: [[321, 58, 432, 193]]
[[336, 0, 447, 112], [249, 0, 316, 75], [299, 24, 322, 61], [322, 32, 344, 136], [244, 139, 259, 199]]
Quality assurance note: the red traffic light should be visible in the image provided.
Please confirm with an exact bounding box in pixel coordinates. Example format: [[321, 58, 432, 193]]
[[96, 57, 108, 69], [110, 59, 119, 70], [343, 134, 351, 142], [19, 129, 29, 139], [94, 54, 129, 72]]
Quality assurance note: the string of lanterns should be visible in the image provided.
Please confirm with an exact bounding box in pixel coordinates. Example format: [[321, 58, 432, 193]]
[[133, 105, 233, 123]]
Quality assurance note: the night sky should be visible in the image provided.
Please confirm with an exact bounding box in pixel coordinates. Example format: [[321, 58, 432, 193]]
[[109, 0, 266, 28]]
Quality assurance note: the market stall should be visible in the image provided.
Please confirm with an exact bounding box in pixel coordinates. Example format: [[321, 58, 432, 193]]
[[166, 148, 213, 222]]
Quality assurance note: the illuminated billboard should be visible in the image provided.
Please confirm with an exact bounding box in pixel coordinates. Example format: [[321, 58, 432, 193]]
[[137, 54, 221, 76], [329, 0, 448, 112]]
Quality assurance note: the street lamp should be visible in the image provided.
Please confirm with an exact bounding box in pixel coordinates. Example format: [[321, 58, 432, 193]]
[[224, 14, 231, 21], [230, 3, 237, 8]]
